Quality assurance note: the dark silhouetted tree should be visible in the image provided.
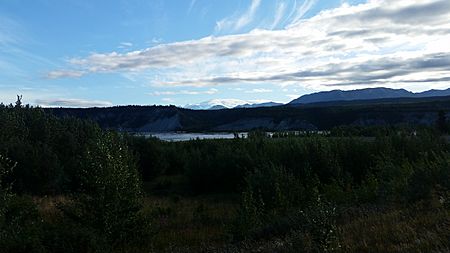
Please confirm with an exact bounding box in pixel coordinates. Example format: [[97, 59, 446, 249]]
[[437, 110, 448, 133]]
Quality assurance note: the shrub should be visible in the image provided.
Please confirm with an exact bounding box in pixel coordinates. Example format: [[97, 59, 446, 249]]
[[0, 155, 45, 253], [62, 131, 151, 250], [243, 164, 306, 212], [0, 196, 45, 253], [231, 164, 311, 240]]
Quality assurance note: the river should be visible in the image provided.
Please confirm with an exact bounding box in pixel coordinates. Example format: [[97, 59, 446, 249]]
[[135, 132, 248, 141]]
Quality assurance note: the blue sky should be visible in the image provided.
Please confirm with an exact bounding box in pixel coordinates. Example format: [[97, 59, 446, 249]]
[[1, 0, 450, 107]]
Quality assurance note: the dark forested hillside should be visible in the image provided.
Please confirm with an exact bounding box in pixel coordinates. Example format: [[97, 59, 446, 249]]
[[289, 87, 450, 104], [48, 95, 450, 132]]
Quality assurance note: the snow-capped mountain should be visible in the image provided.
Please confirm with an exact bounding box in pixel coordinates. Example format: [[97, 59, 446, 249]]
[[184, 99, 282, 110], [184, 99, 249, 110]]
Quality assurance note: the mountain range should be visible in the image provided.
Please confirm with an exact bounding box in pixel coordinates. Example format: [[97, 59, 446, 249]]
[[43, 87, 450, 132], [289, 87, 450, 104], [184, 99, 282, 110], [183, 88, 450, 110]]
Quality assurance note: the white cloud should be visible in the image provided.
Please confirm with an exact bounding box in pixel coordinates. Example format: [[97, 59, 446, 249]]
[[215, 0, 262, 33], [290, 0, 317, 25], [49, 0, 450, 92], [162, 97, 175, 103], [118, 42, 133, 48], [150, 88, 218, 96], [245, 88, 273, 93], [35, 98, 112, 108], [271, 1, 288, 29], [46, 70, 85, 79]]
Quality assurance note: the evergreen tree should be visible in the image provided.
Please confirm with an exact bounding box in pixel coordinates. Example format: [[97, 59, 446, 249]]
[[437, 110, 448, 133]]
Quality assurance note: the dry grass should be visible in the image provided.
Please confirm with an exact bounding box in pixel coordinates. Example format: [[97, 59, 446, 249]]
[[32, 195, 69, 222], [339, 203, 450, 253], [32, 195, 449, 252], [141, 195, 238, 250]]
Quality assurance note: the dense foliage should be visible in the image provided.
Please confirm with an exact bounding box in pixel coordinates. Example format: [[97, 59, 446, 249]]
[[0, 103, 149, 252], [0, 102, 101, 194], [128, 130, 449, 201]]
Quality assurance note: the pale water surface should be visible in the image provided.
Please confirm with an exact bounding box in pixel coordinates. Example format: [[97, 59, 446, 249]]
[[136, 132, 248, 141]]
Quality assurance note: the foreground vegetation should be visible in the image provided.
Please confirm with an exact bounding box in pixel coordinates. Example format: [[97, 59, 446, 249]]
[[1, 101, 449, 252]]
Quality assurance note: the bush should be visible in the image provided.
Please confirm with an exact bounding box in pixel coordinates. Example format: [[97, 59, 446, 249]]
[[0, 104, 101, 194], [0, 154, 15, 221], [243, 164, 306, 212], [61, 131, 152, 250], [0, 196, 45, 253], [231, 164, 315, 240], [1, 155, 46, 253]]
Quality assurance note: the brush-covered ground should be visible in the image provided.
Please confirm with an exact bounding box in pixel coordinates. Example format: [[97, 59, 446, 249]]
[[32, 194, 449, 253]]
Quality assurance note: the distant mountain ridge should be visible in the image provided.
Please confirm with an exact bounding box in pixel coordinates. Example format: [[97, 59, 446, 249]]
[[185, 99, 249, 110], [48, 95, 450, 132], [235, 102, 283, 109], [185, 99, 282, 110], [289, 87, 450, 104], [43, 87, 450, 133], [184, 88, 450, 109]]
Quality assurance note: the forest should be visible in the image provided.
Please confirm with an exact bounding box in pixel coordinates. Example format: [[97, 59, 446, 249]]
[[1, 101, 449, 252]]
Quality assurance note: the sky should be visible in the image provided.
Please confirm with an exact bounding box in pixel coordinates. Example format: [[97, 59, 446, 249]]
[[1, 0, 450, 107]]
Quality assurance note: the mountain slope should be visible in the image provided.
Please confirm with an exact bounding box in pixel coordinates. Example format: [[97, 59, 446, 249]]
[[416, 88, 450, 97], [235, 102, 283, 109], [290, 88, 414, 104]]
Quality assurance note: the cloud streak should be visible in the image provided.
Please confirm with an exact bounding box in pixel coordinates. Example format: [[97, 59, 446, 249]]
[[290, 0, 317, 25], [271, 1, 288, 29], [188, 0, 197, 14], [150, 88, 218, 96], [215, 0, 262, 33], [35, 98, 113, 108], [46, 70, 85, 79], [49, 0, 450, 92], [245, 88, 273, 93]]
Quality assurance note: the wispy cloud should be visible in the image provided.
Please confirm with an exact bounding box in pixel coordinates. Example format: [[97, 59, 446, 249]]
[[245, 88, 273, 93], [215, 0, 262, 33], [271, 1, 288, 29], [162, 97, 175, 103], [49, 0, 450, 92], [188, 0, 197, 14], [35, 98, 113, 108], [290, 0, 317, 25], [118, 42, 133, 49], [0, 18, 19, 47], [0, 15, 56, 75], [46, 70, 85, 79], [150, 88, 218, 96]]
